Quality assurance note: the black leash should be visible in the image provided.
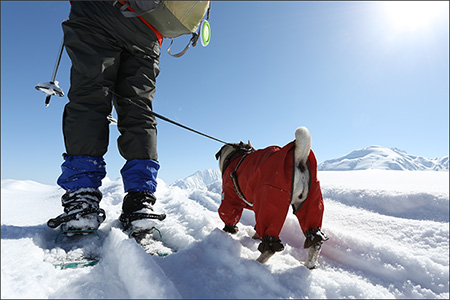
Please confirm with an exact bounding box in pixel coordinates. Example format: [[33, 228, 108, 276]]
[[147, 108, 228, 145], [102, 85, 229, 145]]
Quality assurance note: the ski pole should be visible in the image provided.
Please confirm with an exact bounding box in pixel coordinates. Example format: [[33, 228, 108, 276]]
[[35, 38, 66, 107], [46, 38, 65, 106], [51, 38, 64, 84]]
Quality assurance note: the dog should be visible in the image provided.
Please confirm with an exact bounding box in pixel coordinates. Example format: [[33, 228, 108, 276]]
[[215, 127, 328, 268]]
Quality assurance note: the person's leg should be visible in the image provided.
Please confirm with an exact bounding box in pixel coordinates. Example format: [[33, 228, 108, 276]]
[[113, 29, 161, 193], [50, 2, 123, 230], [61, 15, 121, 160], [111, 24, 162, 230], [59, 3, 123, 192]]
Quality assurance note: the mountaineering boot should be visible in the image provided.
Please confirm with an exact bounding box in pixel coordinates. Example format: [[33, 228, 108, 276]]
[[47, 188, 106, 231], [119, 191, 166, 233]]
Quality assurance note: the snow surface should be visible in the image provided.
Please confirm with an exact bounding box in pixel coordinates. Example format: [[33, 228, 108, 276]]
[[1, 169, 449, 299], [319, 145, 449, 171]]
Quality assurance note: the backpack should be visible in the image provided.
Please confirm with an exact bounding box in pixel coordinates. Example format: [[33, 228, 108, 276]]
[[118, 1, 211, 57]]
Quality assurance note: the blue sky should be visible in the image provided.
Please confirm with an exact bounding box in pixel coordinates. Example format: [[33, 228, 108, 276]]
[[1, 1, 449, 185]]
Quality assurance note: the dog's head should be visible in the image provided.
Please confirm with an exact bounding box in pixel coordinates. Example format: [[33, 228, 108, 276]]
[[215, 141, 254, 173]]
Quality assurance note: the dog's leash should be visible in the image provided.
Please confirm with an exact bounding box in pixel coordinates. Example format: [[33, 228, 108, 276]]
[[99, 84, 229, 145]]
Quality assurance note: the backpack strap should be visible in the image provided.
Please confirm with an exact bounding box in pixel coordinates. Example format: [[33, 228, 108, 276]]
[[113, 1, 162, 45], [114, 1, 160, 17], [167, 33, 199, 58]]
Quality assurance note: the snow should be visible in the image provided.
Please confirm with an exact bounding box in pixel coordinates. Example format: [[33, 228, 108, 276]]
[[1, 169, 449, 299], [319, 145, 449, 171]]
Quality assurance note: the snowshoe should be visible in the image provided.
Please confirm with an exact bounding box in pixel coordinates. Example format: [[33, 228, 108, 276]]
[[119, 191, 171, 256], [119, 191, 166, 232], [46, 227, 103, 270], [47, 188, 106, 231], [53, 259, 100, 270], [128, 226, 174, 257]]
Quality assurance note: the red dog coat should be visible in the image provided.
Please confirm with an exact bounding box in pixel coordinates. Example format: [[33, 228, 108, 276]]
[[218, 141, 324, 239]]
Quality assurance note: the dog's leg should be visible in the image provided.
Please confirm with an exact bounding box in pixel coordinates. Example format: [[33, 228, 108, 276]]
[[256, 251, 275, 264], [304, 243, 322, 269], [303, 228, 328, 269]]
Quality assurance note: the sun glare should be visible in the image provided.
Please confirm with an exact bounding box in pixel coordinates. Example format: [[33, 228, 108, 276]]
[[383, 1, 449, 32]]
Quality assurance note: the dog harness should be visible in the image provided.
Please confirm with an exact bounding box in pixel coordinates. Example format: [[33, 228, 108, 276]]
[[218, 143, 255, 207], [229, 150, 254, 207]]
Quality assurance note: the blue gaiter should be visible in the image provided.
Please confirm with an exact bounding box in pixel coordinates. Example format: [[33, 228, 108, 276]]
[[121, 159, 160, 193], [57, 155, 107, 192]]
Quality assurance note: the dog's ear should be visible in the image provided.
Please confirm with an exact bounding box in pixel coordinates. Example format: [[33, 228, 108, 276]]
[[215, 146, 224, 160], [248, 140, 254, 150]]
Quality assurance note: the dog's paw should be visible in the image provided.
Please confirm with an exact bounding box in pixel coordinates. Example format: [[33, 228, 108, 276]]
[[223, 224, 239, 234]]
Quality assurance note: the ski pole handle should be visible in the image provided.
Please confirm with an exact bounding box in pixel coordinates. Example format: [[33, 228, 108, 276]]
[[45, 95, 52, 107]]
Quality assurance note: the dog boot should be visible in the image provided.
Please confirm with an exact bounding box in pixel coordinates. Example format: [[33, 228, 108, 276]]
[[256, 236, 284, 264], [303, 227, 328, 269], [223, 224, 239, 234], [119, 191, 166, 233], [304, 243, 322, 269]]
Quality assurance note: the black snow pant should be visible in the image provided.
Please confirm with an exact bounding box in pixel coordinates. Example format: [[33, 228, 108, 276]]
[[62, 1, 161, 161]]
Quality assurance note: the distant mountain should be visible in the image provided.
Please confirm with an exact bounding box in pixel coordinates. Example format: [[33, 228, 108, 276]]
[[318, 145, 449, 171], [171, 169, 221, 190]]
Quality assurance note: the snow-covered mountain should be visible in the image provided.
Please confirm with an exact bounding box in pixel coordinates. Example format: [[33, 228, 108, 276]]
[[319, 145, 449, 171], [171, 169, 221, 190], [1, 169, 449, 299]]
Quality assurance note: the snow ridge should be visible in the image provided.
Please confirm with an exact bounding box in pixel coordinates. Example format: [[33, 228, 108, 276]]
[[319, 145, 449, 171]]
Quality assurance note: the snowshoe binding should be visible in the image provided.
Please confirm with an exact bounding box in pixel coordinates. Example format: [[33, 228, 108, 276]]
[[119, 191, 171, 256], [47, 188, 106, 234], [119, 191, 166, 233]]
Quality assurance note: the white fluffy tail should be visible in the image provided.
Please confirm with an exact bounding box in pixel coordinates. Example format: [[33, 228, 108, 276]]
[[294, 127, 312, 166], [291, 127, 312, 211]]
